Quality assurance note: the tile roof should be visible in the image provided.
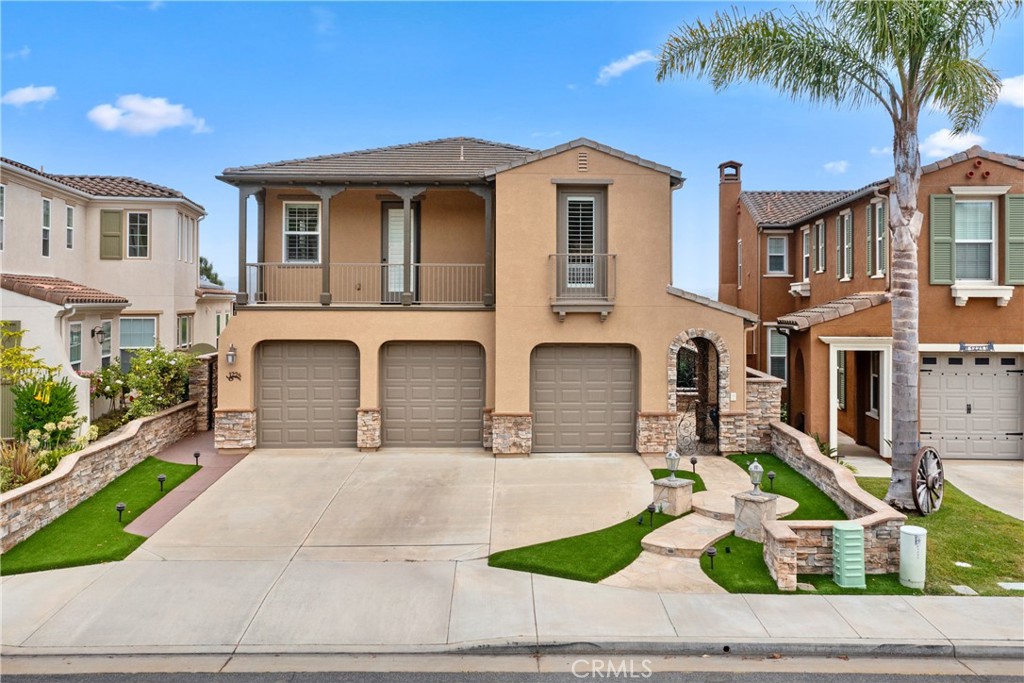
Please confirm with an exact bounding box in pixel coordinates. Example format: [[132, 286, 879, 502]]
[[483, 138, 684, 183], [740, 191, 851, 227], [220, 137, 537, 183], [777, 292, 890, 331], [1, 274, 129, 307], [666, 286, 758, 323]]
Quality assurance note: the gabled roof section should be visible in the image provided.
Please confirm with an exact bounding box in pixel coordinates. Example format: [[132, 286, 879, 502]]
[[220, 137, 536, 184], [740, 191, 851, 227], [1, 274, 129, 307], [666, 286, 758, 323], [484, 138, 685, 185], [777, 292, 890, 331]]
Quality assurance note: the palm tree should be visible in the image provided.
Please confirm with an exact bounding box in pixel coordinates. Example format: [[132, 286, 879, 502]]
[[658, 1, 1017, 511]]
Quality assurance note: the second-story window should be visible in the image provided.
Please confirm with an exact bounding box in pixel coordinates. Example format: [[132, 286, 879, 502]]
[[42, 198, 51, 257], [66, 206, 75, 249], [954, 200, 995, 282], [284, 202, 320, 262], [127, 212, 150, 258], [815, 220, 825, 273], [867, 201, 887, 276], [801, 228, 811, 281], [737, 239, 743, 289], [836, 212, 853, 280], [767, 236, 787, 274]]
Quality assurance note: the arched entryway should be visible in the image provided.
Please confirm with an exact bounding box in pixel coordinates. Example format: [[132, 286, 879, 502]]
[[668, 329, 731, 455]]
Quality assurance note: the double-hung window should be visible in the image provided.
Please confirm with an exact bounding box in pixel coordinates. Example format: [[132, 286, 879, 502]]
[[737, 239, 743, 289], [768, 327, 787, 383], [177, 213, 185, 261], [42, 199, 51, 257], [801, 228, 811, 281], [868, 352, 880, 417], [66, 206, 75, 249], [120, 317, 156, 371], [954, 200, 995, 282], [100, 319, 112, 368], [869, 201, 886, 275], [766, 236, 787, 274], [177, 314, 193, 349], [284, 202, 320, 262], [69, 322, 82, 372], [815, 221, 825, 273], [127, 212, 150, 258], [836, 212, 853, 279]]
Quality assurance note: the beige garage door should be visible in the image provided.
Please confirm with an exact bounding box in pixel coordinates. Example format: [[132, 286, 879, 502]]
[[381, 342, 485, 447], [257, 341, 360, 447], [531, 344, 636, 453], [920, 353, 1023, 459]]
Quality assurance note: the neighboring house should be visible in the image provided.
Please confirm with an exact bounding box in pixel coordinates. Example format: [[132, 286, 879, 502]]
[[717, 147, 1024, 460], [214, 137, 758, 455], [0, 158, 230, 427], [194, 275, 235, 352]]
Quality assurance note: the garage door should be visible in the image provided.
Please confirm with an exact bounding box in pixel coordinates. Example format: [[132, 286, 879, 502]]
[[920, 353, 1023, 459], [381, 342, 484, 447], [257, 341, 360, 447], [531, 344, 636, 453]]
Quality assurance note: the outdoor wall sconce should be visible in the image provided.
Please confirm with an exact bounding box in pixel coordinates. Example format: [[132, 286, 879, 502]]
[[157, 474, 166, 492], [225, 344, 237, 365], [690, 455, 698, 473], [664, 450, 680, 480], [193, 451, 201, 466], [91, 326, 108, 345], [116, 502, 126, 522], [767, 471, 776, 491], [226, 371, 242, 382], [705, 545, 717, 569], [748, 458, 764, 495]]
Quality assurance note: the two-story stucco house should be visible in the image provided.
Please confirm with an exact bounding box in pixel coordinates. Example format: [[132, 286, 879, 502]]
[[0, 158, 233, 422], [718, 147, 1024, 460], [214, 137, 760, 456]]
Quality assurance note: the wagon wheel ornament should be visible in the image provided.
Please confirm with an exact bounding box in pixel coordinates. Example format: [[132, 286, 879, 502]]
[[910, 446, 944, 516]]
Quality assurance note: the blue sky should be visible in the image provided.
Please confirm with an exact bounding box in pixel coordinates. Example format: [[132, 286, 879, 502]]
[[3, 1, 1022, 295]]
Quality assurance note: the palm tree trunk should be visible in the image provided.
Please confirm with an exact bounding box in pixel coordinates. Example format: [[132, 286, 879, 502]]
[[885, 115, 922, 511]]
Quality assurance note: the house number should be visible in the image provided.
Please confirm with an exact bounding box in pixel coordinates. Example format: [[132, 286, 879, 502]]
[[226, 372, 242, 381]]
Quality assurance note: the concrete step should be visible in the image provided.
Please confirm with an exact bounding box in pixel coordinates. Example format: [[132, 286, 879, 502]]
[[641, 514, 734, 558], [691, 490, 799, 522], [601, 551, 727, 593]]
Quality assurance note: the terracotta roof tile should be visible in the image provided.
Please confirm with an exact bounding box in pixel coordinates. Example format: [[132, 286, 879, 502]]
[[1, 274, 129, 307], [740, 191, 850, 226], [777, 292, 890, 331]]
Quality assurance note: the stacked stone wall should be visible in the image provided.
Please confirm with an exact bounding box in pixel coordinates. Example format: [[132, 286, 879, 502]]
[[636, 412, 676, 454], [188, 353, 217, 431], [214, 409, 256, 451], [491, 413, 532, 455], [744, 368, 782, 452]]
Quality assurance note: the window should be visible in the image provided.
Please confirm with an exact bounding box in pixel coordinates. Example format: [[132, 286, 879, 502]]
[[555, 188, 607, 300], [837, 351, 847, 410], [216, 314, 221, 339], [869, 201, 886, 275], [69, 323, 82, 372], [100, 319, 112, 368], [737, 239, 743, 289], [868, 352, 880, 416], [177, 213, 184, 261], [768, 328, 787, 383], [66, 206, 75, 249], [42, 198, 51, 257], [0, 184, 5, 250], [954, 200, 995, 282], [284, 202, 320, 262], [815, 221, 825, 273], [767, 236, 787, 273], [120, 317, 156, 371], [801, 228, 811, 281], [566, 195, 596, 287], [177, 315, 193, 349], [842, 213, 853, 279], [127, 212, 150, 258]]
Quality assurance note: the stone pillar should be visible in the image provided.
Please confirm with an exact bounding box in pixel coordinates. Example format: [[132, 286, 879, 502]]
[[636, 412, 677, 454], [214, 409, 256, 452], [718, 411, 747, 454], [733, 491, 778, 543], [357, 408, 381, 451], [652, 477, 693, 516], [482, 408, 493, 450], [491, 413, 532, 456], [187, 354, 216, 431]]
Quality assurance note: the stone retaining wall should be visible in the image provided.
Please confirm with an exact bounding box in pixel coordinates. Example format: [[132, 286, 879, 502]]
[[0, 401, 197, 552], [763, 421, 905, 590], [745, 368, 783, 452]]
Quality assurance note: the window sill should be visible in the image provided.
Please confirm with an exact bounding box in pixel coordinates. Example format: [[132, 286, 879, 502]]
[[870, 273, 886, 279], [788, 281, 811, 298], [764, 273, 793, 278], [814, 269, 825, 274], [950, 283, 1013, 307], [839, 277, 851, 283], [865, 410, 879, 420]]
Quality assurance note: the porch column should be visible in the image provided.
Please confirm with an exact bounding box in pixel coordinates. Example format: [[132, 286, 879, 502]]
[[386, 187, 426, 306], [236, 185, 259, 305], [470, 185, 495, 306], [304, 186, 346, 305], [255, 191, 266, 302]]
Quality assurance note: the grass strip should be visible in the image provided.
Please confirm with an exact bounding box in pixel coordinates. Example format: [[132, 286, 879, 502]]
[[1, 457, 199, 576], [650, 468, 707, 493], [728, 453, 846, 520]]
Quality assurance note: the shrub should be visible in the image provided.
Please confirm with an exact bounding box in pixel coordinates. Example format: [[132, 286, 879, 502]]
[[126, 346, 197, 419], [93, 408, 131, 438], [89, 365, 128, 406], [0, 441, 43, 493], [12, 377, 79, 441]]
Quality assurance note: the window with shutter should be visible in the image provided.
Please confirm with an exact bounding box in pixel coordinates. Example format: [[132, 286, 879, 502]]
[[566, 196, 596, 287], [866, 204, 874, 275], [954, 200, 995, 282], [835, 217, 842, 280], [284, 202, 320, 263], [815, 221, 825, 273], [842, 213, 853, 279], [127, 212, 150, 258], [1006, 194, 1024, 285], [929, 194, 955, 284], [100, 210, 123, 260], [837, 351, 846, 410], [801, 228, 811, 281]]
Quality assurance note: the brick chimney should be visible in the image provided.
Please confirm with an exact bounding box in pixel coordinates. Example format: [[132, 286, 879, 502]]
[[718, 161, 742, 306]]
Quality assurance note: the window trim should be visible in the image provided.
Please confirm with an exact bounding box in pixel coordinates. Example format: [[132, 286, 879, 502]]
[[766, 235, 788, 274], [42, 198, 51, 258], [801, 227, 811, 281], [126, 211, 151, 259], [871, 200, 886, 276], [767, 326, 788, 385], [283, 201, 322, 264], [953, 198, 997, 284], [867, 351, 880, 418], [814, 220, 825, 273], [737, 239, 743, 289], [100, 319, 112, 368], [176, 314, 193, 350], [66, 206, 75, 249], [842, 211, 853, 280], [69, 322, 82, 372]]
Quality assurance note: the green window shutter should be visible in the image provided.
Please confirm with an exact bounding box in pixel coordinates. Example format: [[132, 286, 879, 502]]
[[866, 205, 874, 275], [929, 195, 955, 284], [1005, 194, 1024, 285], [835, 218, 842, 280], [810, 229, 816, 272], [100, 210, 123, 260]]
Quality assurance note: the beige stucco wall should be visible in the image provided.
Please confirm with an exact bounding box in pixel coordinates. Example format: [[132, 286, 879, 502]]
[[194, 297, 233, 349]]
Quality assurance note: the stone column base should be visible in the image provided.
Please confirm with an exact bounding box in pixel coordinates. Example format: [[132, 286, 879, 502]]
[[718, 411, 748, 454], [357, 408, 381, 451], [733, 490, 778, 543], [636, 412, 677, 454], [653, 477, 693, 516], [214, 409, 256, 451], [491, 413, 532, 456], [482, 408, 493, 450]]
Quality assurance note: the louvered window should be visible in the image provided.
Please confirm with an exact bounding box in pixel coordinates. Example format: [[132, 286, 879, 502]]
[[954, 200, 994, 282], [284, 202, 320, 263], [566, 196, 596, 287]]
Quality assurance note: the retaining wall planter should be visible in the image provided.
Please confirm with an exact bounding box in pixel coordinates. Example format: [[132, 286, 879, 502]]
[[0, 401, 197, 552]]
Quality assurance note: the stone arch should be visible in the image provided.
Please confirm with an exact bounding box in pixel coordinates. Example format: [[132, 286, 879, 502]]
[[667, 328, 731, 414]]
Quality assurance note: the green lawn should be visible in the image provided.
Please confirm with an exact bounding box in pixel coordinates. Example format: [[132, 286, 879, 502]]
[[1, 457, 199, 576], [728, 453, 846, 520], [489, 510, 678, 582], [650, 469, 707, 493]]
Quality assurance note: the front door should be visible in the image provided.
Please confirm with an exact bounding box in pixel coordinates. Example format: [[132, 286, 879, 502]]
[[382, 203, 419, 303]]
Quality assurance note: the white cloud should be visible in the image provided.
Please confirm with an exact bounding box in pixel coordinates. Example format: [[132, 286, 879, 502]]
[[148, 1, 165, 10], [4, 46, 30, 60], [87, 94, 209, 135], [920, 128, 985, 158], [998, 74, 1024, 108], [1, 85, 57, 106], [596, 50, 657, 86], [869, 146, 891, 157], [823, 160, 849, 174]]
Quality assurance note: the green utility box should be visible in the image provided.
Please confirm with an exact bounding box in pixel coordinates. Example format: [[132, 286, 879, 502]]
[[832, 521, 867, 589]]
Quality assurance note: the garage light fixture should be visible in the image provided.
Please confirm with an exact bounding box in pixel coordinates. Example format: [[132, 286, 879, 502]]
[[225, 344, 237, 365]]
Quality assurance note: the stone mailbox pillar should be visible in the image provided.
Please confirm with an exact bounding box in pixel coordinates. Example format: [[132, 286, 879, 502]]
[[652, 478, 694, 516], [733, 491, 778, 543]]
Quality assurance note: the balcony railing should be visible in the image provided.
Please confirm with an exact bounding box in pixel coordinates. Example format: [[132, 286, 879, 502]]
[[246, 263, 486, 306], [549, 253, 616, 321]]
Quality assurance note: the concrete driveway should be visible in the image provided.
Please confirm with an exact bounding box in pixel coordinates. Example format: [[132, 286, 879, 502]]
[[130, 448, 653, 562]]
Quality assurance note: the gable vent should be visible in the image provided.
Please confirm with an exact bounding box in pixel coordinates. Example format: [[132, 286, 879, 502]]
[[577, 151, 588, 173]]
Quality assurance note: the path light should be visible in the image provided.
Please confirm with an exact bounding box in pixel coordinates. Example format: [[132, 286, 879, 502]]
[[194, 451, 201, 466], [665, 450, 680, 481], [157, 474, 166, 492], [116, 502, 126, 522], [706, 545, 717, 570], [647, 503, 656, 527], [748, 457, 764, 495], [767, 471, 776, 492], [690, 456, 698, 473]]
